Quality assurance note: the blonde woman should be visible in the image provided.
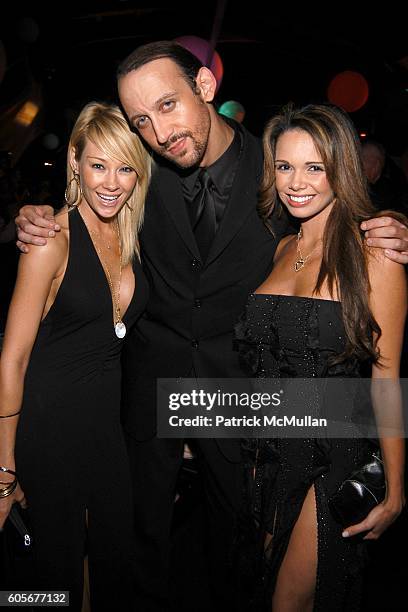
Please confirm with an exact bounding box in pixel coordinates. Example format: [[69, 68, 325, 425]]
[[0, 102, 150, 610]]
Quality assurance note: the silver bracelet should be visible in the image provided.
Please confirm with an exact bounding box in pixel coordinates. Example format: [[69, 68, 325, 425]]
[[0, 468, 17, 498], [0, 480, 17, 498]]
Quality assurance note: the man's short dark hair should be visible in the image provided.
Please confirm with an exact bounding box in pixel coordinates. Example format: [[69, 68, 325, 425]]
[[117, 41, 203, 91]]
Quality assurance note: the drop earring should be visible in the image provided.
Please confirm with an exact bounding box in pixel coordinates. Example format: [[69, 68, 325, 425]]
[[64, 172, 81, 206]]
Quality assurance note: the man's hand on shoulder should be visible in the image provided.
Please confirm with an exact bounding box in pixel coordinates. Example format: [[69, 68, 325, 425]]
[[15, 204, 61, 253], [361, 216, 408, 264]]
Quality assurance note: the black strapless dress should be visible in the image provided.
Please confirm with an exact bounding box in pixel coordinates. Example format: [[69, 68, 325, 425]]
[[14, 207, 149, 611], [234, 293, 376, 612]]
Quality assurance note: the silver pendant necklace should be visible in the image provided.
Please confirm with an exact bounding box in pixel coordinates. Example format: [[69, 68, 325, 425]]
[[115, 321, 127, 339]]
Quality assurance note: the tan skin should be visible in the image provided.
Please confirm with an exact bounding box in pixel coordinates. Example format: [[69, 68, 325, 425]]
[[256, 130, 406, 612], [0, 140, 137, 528]]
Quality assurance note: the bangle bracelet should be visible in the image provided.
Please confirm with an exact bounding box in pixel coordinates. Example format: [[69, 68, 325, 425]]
[[0, 479, 17, 498], [0, 411, 21, 418], [0, 467, 17, 498]]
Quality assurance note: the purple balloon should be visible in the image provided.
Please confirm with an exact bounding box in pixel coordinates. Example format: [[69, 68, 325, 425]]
[[174, 35, 223, 93]]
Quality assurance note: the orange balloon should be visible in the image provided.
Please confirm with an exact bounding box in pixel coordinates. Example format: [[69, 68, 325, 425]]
[[327, 71, 369, 112]]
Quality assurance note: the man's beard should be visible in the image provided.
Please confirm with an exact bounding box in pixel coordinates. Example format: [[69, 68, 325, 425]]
[[158, 107, 211, 169]]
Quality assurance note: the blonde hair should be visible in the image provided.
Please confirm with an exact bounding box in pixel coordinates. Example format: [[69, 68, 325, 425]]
[[65, 101, 151, 264]]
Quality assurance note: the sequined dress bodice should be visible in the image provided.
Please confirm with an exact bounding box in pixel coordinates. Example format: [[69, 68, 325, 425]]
[[234, 293, 357, 379]]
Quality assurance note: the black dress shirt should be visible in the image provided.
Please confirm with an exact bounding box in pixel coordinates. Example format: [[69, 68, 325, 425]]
[[181, 127, 243, 230]]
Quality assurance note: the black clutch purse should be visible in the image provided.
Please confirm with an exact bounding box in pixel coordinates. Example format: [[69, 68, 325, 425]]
[[1, 504, 33, 586], [328, 453, 386, 527], [7, 504, 32, 548]]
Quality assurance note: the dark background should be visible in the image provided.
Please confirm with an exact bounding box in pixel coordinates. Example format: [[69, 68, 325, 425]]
[[0, 1, 407, 192], [1, 3, 407, 609]]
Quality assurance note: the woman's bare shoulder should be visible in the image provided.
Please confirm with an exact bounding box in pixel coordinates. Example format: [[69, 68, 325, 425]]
[[21, 207, 70, 274], [366, 246, 407, 298]]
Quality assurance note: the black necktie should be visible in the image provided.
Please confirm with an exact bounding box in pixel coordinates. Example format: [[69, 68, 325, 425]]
[[190, 168, 216, 261]]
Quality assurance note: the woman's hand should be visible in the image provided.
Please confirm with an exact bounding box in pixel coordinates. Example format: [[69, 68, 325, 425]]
[[0, 483, 27, 529], [342, 496, 405, 540]]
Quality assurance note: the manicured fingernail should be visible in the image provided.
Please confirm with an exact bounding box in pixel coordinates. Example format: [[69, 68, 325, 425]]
[[385, 250, 392, 256], [342, 531, 349, 538], [49, 230, 55, 237], [361, 222, 367, 229], [54, 224, 60, 231], [366, 239, 372, 245]]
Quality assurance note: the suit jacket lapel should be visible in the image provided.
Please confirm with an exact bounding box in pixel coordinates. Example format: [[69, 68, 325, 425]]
[[205, 127, 262, 267], [155, 162, 202, 261]]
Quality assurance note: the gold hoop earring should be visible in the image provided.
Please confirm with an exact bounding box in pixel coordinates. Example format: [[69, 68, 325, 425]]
[[64, 173, 80, 206]]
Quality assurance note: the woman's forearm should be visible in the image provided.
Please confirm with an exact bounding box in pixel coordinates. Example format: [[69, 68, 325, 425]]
[[380, 436, 405, 505], [0, 362, 26, 465], [371, 377, 405, 505]]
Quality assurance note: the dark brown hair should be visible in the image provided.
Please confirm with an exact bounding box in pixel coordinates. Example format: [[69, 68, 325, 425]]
[[259, 104, 403, 365], [117, 41, 203, 92]]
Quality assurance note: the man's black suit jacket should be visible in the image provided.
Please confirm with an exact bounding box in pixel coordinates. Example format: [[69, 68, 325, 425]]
[[121, 122, 284, 461]]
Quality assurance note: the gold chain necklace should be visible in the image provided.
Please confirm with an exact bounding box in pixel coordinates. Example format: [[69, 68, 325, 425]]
[[294, 229, 321, 272], [82, 214, 126, 338]]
